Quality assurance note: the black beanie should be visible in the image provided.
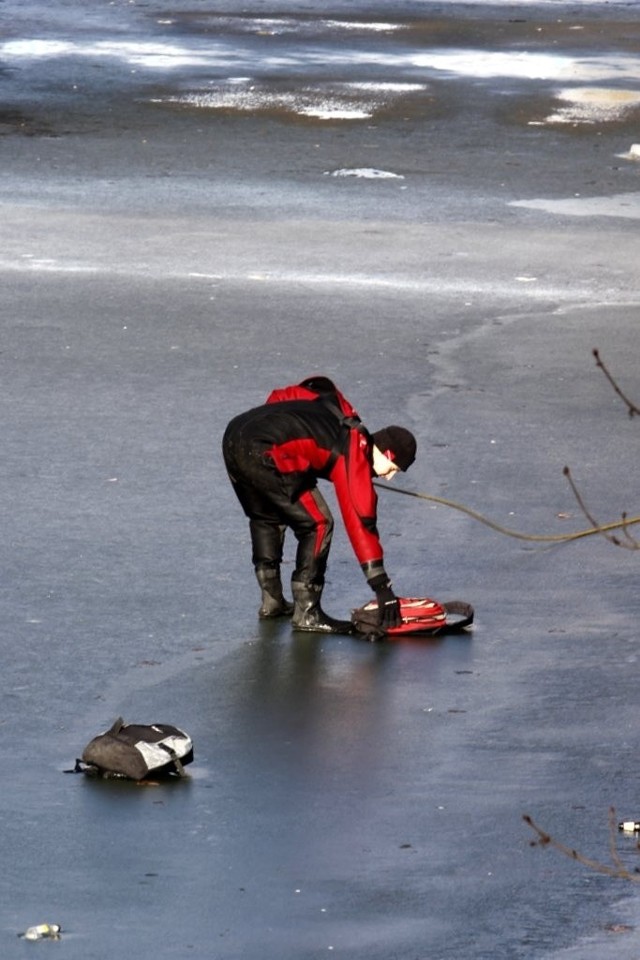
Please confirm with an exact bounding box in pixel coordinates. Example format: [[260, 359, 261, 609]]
[[371, 426, 417, 472]]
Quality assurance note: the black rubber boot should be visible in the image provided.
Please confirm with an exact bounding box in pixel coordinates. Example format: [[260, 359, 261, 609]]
[[291, 582, 352, 634], [255, 567, 294, 619]]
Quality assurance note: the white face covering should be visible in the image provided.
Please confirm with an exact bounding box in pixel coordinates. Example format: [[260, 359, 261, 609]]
[[372, 445, 400, 480]]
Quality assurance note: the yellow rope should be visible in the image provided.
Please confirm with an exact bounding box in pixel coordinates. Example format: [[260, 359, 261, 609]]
[[373, 482, 640, 544]]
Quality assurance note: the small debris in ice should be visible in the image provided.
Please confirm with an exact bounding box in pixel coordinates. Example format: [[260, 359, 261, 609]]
[[20, 924, 61, 941], [326, 168, 404, 179]]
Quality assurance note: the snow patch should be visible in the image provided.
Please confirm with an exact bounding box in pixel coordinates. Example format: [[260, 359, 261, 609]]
[[546, 88, 640, 125], [617, 144, 640, 162], [153, 79, 426, 121]]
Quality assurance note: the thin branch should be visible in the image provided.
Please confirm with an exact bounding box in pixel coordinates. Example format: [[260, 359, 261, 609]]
[[620, 512, 640, 549], [593, 348, 640, 418], [563, 467, 638, 549], [523, 810, 640, 883]]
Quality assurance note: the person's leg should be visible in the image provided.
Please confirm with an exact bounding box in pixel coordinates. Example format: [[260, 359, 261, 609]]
[[238, 480, 351, 633], [250, 520, 293, 618], [285, 489, 352, 634], [222, 427, 292, 617], [289, 488, 333, 586], [223, 425, 349, 632]]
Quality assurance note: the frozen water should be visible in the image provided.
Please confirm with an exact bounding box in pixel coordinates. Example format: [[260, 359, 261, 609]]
[[2, 3, 640, 960]]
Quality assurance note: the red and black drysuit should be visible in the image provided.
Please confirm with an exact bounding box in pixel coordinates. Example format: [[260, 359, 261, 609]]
[[222, 380, 389, 591]]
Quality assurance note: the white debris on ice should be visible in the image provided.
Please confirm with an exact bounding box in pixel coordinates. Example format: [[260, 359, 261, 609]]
[[326, 168, 405, 179]]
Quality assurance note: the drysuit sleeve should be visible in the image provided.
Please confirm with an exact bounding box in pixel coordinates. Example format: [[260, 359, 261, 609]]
[[330, 428, 389, 584]]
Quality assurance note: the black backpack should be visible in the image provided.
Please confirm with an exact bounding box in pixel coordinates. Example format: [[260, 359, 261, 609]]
[[70, 718, 193, 780]]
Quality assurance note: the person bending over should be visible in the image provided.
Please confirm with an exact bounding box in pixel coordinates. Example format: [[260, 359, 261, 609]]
[[222, 376, 417, 634]]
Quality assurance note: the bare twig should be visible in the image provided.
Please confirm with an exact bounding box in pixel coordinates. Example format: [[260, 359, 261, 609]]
[[619, 512, 640, 548], [593, 348, 640, 418], [524, 809, 640, 882], [563, 467, 639, 550]]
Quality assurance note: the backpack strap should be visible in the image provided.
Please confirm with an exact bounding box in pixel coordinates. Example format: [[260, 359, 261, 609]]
[[158, 742, 188, 778], [319, 398, 371, 476]]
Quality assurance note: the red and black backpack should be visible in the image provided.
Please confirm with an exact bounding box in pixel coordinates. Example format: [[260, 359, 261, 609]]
[[351, 597, 474, 640]]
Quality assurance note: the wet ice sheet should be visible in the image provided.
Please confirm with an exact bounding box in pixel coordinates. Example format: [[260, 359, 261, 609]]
[[4, 18, 640, 126], [152, 15, 401, 35], [1, 38, 233, 69], [511, 192, 640, 219], [408, 50, 640, 82], [3, 35, 640, 82]]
